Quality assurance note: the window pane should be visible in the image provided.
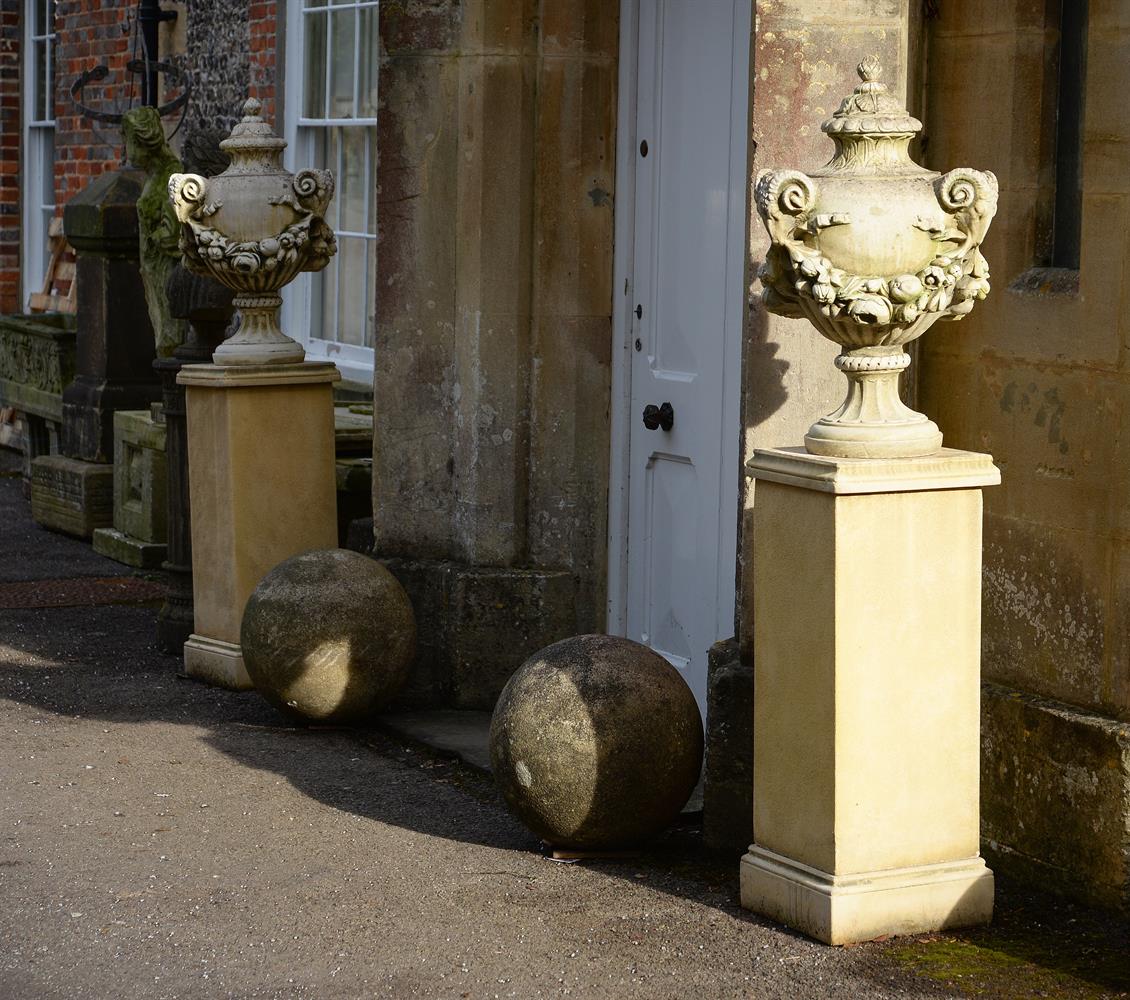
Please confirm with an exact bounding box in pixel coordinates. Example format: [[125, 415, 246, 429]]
[[302, 11, 327, 118], [311, 255, 335, 343], [364, 235, 377, 349], [334, 237, 368, 346], [329, 10, 355, 118], [358, 6, 378, 118], [338, 127, 373, 234], [35, 40, 47, 120], [40, 129, 54, 208], [315, 126, 342, 228], [35, 0, 47, 35]]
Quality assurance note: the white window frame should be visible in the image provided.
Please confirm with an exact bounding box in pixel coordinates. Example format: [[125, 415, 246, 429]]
[[22, 0, 57, 307], [282, 0, 378, 384]]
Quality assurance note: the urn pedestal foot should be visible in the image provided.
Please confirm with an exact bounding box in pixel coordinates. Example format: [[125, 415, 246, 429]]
[[184, 634, 250, 690], [741, 446, 1000, 945], [179, 361, 340, 689], [804, 349, 943, 459]]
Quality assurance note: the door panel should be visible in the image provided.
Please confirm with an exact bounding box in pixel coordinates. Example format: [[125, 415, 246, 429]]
[[624, 0, 749, 721]]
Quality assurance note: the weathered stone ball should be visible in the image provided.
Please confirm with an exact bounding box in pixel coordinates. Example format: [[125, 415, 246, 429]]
[[489, 634, 703, 850], [241, 549, 416, 724]]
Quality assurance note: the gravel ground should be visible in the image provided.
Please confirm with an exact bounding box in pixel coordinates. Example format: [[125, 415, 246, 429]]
[[0, 463, 1127, 1000]]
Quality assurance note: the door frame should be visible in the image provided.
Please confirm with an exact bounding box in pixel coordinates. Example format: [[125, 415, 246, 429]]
[[605, 0, 640, 635], [606, 0, 751, 644]]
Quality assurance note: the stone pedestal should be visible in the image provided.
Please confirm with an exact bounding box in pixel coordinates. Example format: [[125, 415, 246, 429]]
[[31, 169, 161, 536], [92, 410, 168, 568], [179, 361, 340, 688], [60, 168, 161, 463], [739, 447, 1000, 945]]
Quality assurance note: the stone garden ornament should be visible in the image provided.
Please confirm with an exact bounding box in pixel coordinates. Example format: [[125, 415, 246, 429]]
[[122, 106, 186, 358], [755, 56, 998, 458], [168, 98, 336, 365]]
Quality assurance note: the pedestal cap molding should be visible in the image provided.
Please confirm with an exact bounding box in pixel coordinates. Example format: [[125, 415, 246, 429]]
[[177, 361, 342, 388], [746, 445, 1000, 494]]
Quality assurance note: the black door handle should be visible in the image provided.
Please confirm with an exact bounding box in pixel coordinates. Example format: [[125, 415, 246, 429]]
[[642, 402, 674, 432]]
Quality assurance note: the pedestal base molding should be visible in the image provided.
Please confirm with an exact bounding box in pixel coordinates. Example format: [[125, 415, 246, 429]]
[[740, 846, 994, 945], [183, 634, 251, 690]]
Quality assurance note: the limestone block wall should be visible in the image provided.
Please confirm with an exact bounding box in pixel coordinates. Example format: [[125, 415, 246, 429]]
[[374, 0, 617, 707], [919, 0, 1130, 910]]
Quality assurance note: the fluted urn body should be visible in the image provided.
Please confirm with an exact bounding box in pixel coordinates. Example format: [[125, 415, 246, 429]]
[[168, 99, 336, 365], [756, 57, 998, 458]]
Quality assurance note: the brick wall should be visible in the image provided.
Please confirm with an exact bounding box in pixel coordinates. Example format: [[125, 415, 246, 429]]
[[0, 0, 21, 313], [55, 0, 134, 206], [247, 0, 276, 125]]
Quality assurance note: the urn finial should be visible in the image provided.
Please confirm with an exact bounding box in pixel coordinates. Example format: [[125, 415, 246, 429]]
[[822, 54, 921, 143], [858, 54, 882, 82]]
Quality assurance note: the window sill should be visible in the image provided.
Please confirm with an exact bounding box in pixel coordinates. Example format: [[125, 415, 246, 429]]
[[1007, 267, 1080, 299]]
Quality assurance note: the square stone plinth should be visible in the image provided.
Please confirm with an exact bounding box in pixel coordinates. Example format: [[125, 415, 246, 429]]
[[111, 410, 167, 544], [741, 447, 1000, 945], [179, 362, 341, 690]]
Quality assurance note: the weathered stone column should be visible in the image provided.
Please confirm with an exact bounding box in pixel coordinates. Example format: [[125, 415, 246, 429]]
[[374, 0, 617, 707], [739, 58, 1000, 944]]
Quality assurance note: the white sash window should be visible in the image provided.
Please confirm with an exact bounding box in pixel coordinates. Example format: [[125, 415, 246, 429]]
[[22, 0, 57, 305], [284, 0, 378, 382]]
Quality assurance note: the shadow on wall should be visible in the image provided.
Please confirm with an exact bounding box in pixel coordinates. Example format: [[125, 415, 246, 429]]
[[743, 298, 791, 431]]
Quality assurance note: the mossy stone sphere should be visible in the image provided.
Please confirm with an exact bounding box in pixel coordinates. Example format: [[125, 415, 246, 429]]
[[241, 549, 416, 724], [489, 634, 703, 850]]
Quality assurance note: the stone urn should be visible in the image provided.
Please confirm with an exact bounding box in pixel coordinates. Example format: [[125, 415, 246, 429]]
[[168, 98, 336, 365], [755, 56, 998, 458]]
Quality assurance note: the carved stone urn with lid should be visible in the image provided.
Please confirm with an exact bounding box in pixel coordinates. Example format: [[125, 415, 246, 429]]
[[168, 98, 336, 365], [755, 56, 998, 458]]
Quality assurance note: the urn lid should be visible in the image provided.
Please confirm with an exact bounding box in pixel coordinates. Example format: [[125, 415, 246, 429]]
[[219, 98, 287, 160], [822, 56, 921, 138]]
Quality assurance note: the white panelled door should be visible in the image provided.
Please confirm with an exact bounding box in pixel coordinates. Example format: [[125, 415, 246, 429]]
[[622, 0, 750, 722]]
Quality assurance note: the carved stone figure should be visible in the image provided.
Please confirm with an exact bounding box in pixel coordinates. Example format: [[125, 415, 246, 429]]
[[122, 106, 186, 359], [755, 56, 998, 458], [168, 98, 336, 365]]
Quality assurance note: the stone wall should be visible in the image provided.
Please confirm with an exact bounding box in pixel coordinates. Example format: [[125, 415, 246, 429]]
[[920, 0, 1130, 910], [374, 0, 617, 708]]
